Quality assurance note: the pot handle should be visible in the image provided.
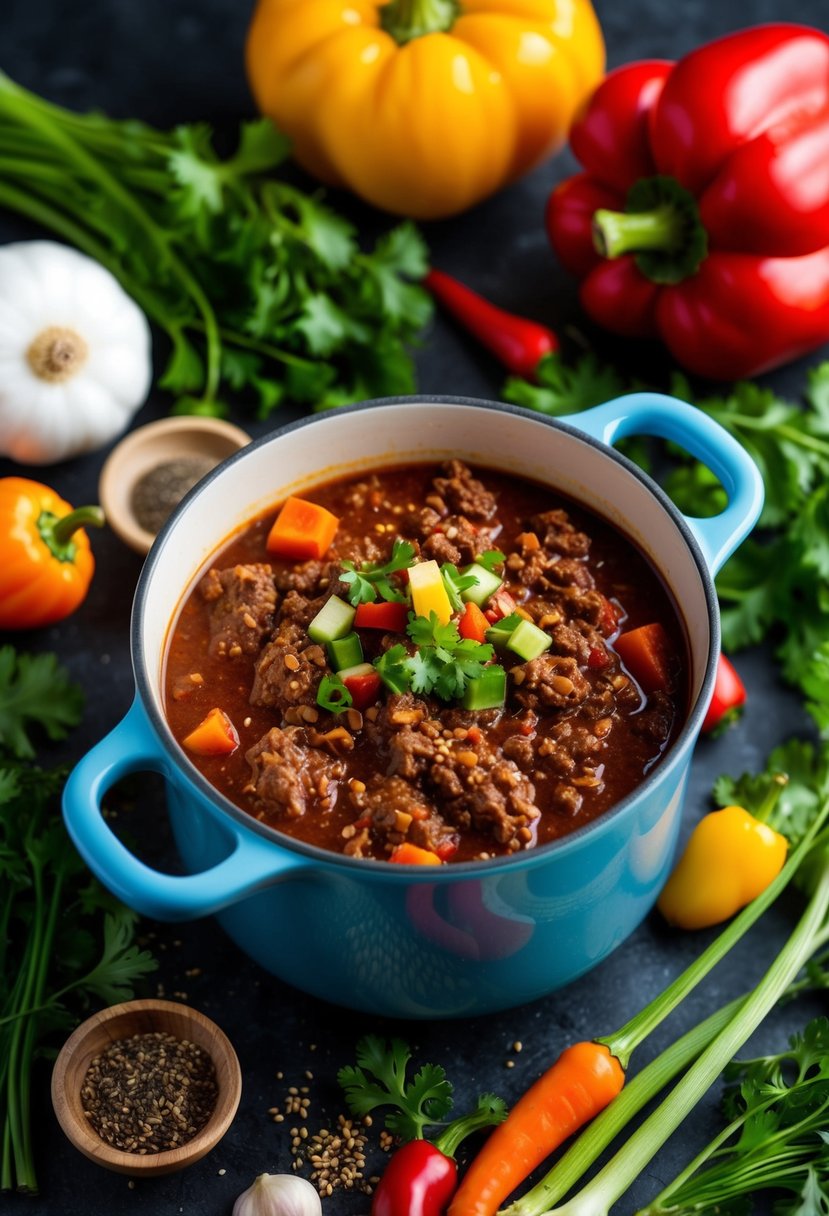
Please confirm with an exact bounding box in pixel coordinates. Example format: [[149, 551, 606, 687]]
[[560, 391, 764, 575], [62, 698, 305, 922]]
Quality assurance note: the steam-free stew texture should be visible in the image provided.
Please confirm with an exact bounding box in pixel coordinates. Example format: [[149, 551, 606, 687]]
[[165, 462, 687, 863]]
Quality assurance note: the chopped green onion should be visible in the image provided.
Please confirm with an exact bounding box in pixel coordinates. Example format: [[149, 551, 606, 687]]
[[316, 673, 353, 713], [327, 631, 364, 671]]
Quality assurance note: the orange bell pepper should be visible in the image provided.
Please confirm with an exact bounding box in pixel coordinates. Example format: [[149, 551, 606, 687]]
[[0, 478, 103, 630], [245, 0, 605, 219]]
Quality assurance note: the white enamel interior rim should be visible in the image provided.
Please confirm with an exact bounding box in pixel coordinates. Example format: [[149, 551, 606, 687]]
[[139, 401, 711, 719]]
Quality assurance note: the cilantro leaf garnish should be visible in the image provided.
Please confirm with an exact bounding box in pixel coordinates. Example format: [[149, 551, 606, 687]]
[[374, 613, 495, 701], [340, 539, 416, 606], [0, 646, 84, 759], [476, 549, 506, 573]]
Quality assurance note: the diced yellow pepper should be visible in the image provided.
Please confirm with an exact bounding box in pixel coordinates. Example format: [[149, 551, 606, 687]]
[[408, 559, 453, 626]]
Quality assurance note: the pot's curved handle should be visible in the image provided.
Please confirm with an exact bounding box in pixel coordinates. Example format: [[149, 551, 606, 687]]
[[62, 698, 305, 922], [560, 392, 764, 575]]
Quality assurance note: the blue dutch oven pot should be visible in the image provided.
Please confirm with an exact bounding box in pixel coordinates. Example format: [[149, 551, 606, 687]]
[[63, 394, 763, 1018]]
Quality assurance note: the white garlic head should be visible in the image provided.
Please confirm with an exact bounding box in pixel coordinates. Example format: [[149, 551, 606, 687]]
[[0, 240, 152, 464], [232, 1172, 323, 1216]]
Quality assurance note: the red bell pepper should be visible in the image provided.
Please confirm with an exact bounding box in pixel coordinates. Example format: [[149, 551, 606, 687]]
[[425, 268, 559, 380], [546, 25, 829, 380], [702, 653, 747, 734], [354, 600, 410, 633]]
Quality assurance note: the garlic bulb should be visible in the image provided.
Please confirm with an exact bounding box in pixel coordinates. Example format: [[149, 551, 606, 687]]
[[232, 1173, 322, 1216], [0, 240, 152, 464]]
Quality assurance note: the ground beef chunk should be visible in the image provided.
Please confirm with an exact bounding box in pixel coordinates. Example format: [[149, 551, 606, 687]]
[[250, 591, 328, 710], [274, 559, 340, 597], [439, 743, 540, 847], [421, 515, 481, 566], [543, 557, 596, 591], [514, 655, 590, 711], [365, 694, 439, 779], [530, 509, 590, 558], [630, 691, 675, 747], [199, 563, 277, 658], [501, 734, 535, 770], [432, 460, 498, 521], [548, 622, 594, 664], [345, 775, 454, 858], [245, 726, 345, 819]]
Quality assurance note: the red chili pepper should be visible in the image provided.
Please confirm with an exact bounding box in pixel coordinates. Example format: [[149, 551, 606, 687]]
[[425, 268, 559, 380], [702, 653, 746, 735], [354, 600, 410, 632], [373, 1139, 457, 1216], [546, 25, 829, 380]]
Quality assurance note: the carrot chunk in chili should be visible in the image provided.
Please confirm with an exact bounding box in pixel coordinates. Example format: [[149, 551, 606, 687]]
[[390, 842, 443, 865], [266, 495, 340, 560], [614, 623, 673, 693], [182, 707, 239, 756]]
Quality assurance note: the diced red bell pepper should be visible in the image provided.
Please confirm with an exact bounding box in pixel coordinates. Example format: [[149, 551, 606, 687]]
[[342, 668, 383, 710], [458, 601, 488, 644], [354, 600, 410, 632], [587, 645, 610, 670], [484, 589, 517, 624]]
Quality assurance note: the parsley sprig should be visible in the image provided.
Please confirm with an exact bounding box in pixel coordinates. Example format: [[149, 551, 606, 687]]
[[0, 72, 432, 416], [338, 1035, 506, 1152], [375, 612, 496, 700], [340, 539, 416, 605]]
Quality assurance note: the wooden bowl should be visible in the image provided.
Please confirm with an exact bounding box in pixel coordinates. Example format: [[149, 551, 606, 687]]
[[51, 999, 242, 1176], [99, 416, 250, 554]]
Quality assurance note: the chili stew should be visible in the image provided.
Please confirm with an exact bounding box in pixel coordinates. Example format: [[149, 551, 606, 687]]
[[164, 461, 688, 864]]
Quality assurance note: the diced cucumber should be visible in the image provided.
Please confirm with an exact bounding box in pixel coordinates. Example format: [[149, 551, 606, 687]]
[[327, 631, 364, 671], [506, 618, 552, 662], [308, 594, 356, 644], [460, 562, 503, 607], [462, 665, 506, 710]]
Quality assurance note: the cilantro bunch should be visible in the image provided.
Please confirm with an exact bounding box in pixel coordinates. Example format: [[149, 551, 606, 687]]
[[340, 539, 416, 605], [0, 72, 431, 417], [377, 613, 495, 700], [0, 646, 156, 1193]]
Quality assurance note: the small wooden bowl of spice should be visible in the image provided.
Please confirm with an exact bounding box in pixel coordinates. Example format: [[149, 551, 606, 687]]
[[99, 416, 250, 554], [51, 998, 242, 1175]]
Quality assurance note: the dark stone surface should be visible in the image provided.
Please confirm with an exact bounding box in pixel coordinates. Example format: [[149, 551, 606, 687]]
[[1, 1, 828, 1213]]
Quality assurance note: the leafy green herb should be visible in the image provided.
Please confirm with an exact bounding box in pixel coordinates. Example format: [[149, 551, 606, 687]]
[[373, 613, 495, 701], [639, 1017, 829, 1216], [0, 652, 156, 1193], [713, 739, 829, 850], [0, 73, 432, 416], [440, 561, 477, 612], [476, 549, 506, 573], [316, 672, 353, 714], [340, 539, 416, 606], [504, 351, 627, 418], [338, 1035, 507, 1151], [0, 645, 84, 758]]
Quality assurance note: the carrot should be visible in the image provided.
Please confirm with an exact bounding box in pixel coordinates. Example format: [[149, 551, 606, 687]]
[[181, 707, 239, 756], [389, 842, 443, 865], [459, 600, 488, 644], [447, 1042, 624, 1216], [266, 495, 340, 560], [613, 622, 673, 693]]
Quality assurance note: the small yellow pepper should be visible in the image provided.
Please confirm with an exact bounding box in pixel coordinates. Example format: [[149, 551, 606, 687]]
[[245, 0, 605, 219], [658, 804, 788, 931]]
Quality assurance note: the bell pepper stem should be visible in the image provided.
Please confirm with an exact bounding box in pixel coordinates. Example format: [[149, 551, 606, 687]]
[[50, 506, 105, 548], [593, 205, 687, 260], [381, 0, 458, 43]]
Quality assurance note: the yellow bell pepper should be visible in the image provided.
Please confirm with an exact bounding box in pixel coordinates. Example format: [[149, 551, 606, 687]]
[[245, 0, 605, 219], [658, 804, 789, 931], [409, 559, 453, 624]]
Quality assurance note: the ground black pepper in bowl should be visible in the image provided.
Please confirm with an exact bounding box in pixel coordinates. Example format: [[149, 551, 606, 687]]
[[130, 456, 216, 536], [81, 1030, 218, 1154]]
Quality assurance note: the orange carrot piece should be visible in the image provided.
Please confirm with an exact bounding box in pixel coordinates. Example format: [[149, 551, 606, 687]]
[[614, 622, 673, 694], [459, 600, 488, 644], [389, 842, 443, 865], [447, 1041, 625, 1216], [266, 495, 340, 560], [182, 707, 239, 756]]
